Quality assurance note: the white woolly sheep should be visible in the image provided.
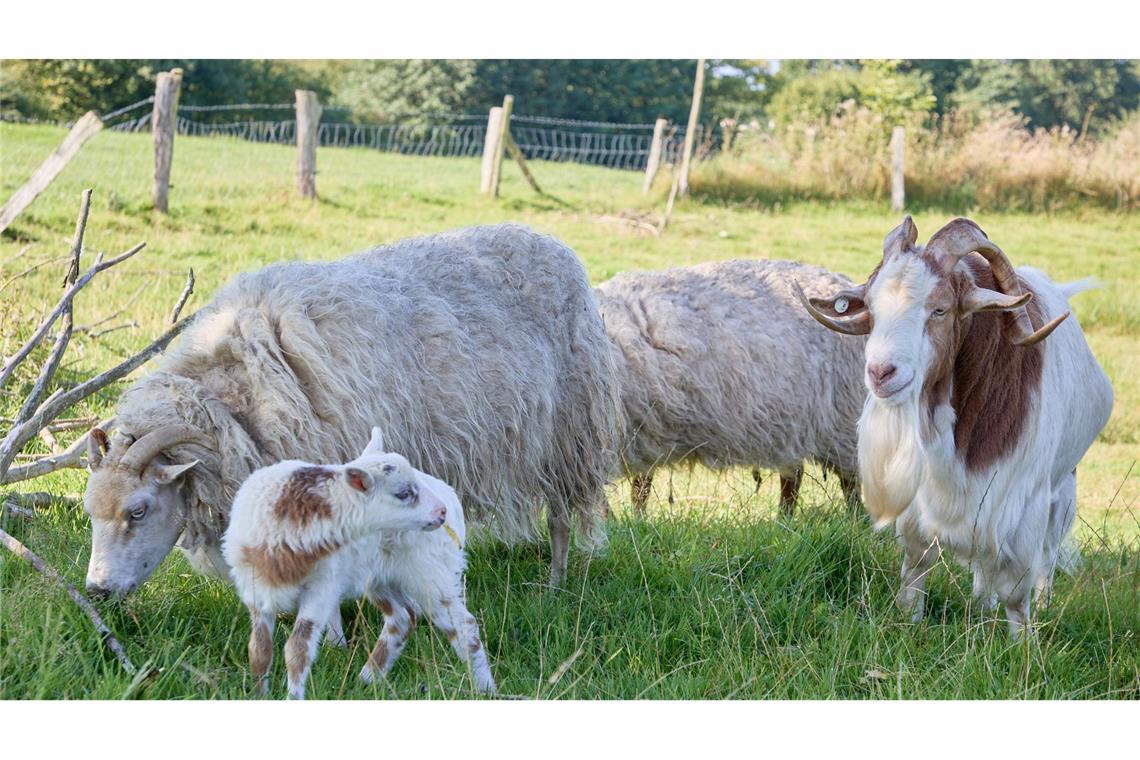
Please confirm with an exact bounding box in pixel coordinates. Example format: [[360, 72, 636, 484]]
[[596, 259, 867, 516], [84, 224, 621, 601], [222, 428, 496, 699], [797, 217, 1113, 635]]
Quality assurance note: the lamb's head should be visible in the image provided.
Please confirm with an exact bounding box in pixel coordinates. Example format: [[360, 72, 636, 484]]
[[796, 217, 1069, 406], [83, 425, 207, 597], [347, 428, 446, 534]]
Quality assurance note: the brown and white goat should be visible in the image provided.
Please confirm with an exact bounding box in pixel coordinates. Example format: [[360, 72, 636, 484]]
[[796, 217, 1113, 634]]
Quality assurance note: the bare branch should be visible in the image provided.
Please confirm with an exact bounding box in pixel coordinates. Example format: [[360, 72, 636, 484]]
[[170, 268, 195, 324], [87, 321, 139, 340], [0, 527, 135, 674], [14, 301, 73, 425], [64, 188, 92, 287], [4, 419, 111, 485], [0, 315, 192, 479], [0, 241, 145, 389], [38, 427, 59, 453]]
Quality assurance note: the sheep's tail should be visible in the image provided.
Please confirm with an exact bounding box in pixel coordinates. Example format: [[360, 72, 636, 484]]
[[1057, 277, 1101, 299], [1057, 535, 1083, 576]]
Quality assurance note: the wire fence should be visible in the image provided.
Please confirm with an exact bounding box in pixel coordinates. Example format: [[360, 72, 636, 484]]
[[94, 100, 717, 171]]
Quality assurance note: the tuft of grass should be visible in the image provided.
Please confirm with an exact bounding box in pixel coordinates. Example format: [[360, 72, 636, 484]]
[[1, 123, 1137, 699]]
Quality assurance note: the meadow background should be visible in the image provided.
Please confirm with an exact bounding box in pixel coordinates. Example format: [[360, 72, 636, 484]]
[[1, 58, 1138, 699]]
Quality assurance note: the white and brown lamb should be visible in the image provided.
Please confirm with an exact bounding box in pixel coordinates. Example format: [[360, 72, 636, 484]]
[[221, 428, 496, 699]]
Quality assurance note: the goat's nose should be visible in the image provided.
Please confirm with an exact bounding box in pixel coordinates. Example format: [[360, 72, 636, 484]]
[[867, 362, 897, 386], [86, 582, 111, 599]]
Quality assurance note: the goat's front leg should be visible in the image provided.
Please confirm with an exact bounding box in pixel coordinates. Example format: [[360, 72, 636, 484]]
[[359, 586, 418, 685], [429, 596, 497, 694], [284, 592, 336, 700], [896, 511, 940, 622], [247, 605, 276, 697]]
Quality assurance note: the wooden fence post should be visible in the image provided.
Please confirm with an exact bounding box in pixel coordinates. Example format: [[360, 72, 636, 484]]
[[295, 90, 321, 200], [678, 59, 706, 198], [480, 107, 504, 194], [0, 112, 103, 234], [890, 126, 906, 212], [489, 95, 514, 198], [642, 117, 668, 195], [152, 68, 183, 214]]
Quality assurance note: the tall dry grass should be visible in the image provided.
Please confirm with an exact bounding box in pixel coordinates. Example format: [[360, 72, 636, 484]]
[[692, 106, 1140, 212]]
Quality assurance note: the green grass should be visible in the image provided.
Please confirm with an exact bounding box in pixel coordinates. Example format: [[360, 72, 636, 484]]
[[1, 123, 1138, 699]]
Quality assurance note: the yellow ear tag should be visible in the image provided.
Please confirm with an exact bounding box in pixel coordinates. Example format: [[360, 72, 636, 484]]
[[443, 524, 462, 549]]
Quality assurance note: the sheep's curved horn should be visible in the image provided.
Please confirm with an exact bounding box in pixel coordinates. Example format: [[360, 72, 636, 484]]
[[119, 425, 209, 476], [792, 280, 873, 336], [925, 218, 1069, 346]]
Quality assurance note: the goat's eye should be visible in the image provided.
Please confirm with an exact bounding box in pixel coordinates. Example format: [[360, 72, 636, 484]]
[[932, 307, 948, 317], [129, 503, 148, 521]]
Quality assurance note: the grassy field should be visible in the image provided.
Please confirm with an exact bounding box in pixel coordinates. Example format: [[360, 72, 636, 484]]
[[1, 123, 1137, 699]]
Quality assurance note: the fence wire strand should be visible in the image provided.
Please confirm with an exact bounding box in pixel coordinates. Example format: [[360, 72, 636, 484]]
[[96, 102, 712, 170]]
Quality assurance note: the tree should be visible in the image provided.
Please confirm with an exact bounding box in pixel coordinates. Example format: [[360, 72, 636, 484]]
[[951, 60, 1140, 135]]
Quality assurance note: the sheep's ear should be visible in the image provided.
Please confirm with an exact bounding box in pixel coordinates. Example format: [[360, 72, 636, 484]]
[[345, 467, 374, 493], [87, 428, 111, 471], [153, 460, 199, 485], [361, 427, 385, 456]]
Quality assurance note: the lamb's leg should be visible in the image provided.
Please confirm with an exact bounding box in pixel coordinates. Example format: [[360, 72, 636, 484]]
[[324, 607, 347, 648], [429, 596, 497, 694], [778, 466, 803, 518], [284, 592, 336, 700], [359, 587, 418, 685], [247, 605, 276, 697], [631, 470, 654, 516], [548, 510, 570, 588], [896, 510, 940, 622]]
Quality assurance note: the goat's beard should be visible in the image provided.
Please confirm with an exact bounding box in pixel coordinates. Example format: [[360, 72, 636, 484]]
[[858, 395, 925, 529]]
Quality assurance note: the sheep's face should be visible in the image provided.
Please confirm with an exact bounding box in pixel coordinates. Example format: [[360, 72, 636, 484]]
[[347, 452, 448, 534], [84, 429, 199, 598]]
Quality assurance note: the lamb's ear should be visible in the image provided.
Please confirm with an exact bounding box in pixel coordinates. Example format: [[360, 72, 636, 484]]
[[345, 467, 374, 494], [153, 460, 200, 485], [361, 427, 385, 456], [87, 428, 111, 471]]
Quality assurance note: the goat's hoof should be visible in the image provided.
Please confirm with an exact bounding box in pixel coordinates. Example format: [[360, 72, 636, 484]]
[[359, 665, 375, 684]]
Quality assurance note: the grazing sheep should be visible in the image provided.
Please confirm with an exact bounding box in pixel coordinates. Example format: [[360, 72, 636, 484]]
[[796, 217, 1113, 634], [223, 428, 496, 700], [596, 259, 867, 516], [83, 224, 620, 598]]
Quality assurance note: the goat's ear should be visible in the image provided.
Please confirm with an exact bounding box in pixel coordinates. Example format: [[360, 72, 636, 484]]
[[345, 467, 374, 494], [153, 460, 199, 485], [961, 287, 1032, 315], [87, 428, 111, 471], [362, 427, 385, 456]]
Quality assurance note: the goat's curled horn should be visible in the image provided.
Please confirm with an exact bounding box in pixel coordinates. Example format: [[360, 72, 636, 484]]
[[792, 279, 873, 336], [925, 218, 1069, 347], [119, 424, 209, 474]]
